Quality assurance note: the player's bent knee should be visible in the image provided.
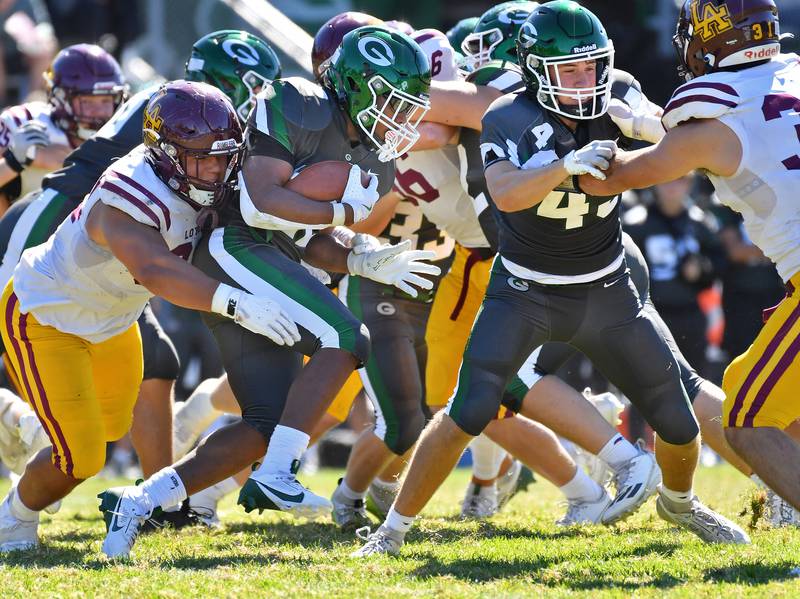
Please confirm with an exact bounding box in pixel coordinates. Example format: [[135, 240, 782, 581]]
[[71, 446, 107, 479], [646, 397, 699, 446], [144, 337, 180, 381], [387, 409, 425, 455], [241, 408, 278, 443]]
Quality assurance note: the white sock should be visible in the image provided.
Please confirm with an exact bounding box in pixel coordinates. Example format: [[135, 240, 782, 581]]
[[659, 484, 693, 504], [373, 477, 400, 492], [597, 434, 639, 469], [141, 467, 187, 511], [173, 379, 223, 457], [339, 479, 366, 501], [9, 488, 39, 521], [559, 467, 603, 502], [257, 425, 310, 476], [385, 506, 415, 533], [469, 434, 504, 480]]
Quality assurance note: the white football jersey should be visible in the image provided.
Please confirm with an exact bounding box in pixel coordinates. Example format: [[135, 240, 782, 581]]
[[663, 53, 800, 281], [394, 146, 489, 251], [0, 102, 70, 196], [13, 145, 201, 343]]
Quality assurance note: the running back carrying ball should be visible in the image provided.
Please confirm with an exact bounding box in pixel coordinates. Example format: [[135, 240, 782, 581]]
[[286, 160, 372, 201]]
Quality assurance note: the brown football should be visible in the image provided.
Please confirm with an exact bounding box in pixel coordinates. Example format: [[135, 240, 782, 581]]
[[285, 160, 372, 201]]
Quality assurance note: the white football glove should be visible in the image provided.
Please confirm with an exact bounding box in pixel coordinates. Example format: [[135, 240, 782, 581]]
[[350, 232, 382, 254], [563, 140, 617, 180], [607, 97, 665, 144], [7, 121, 50, 166], [341, 164, 379, 223], [212, 283, 301, 346], [347, 239, 441, 297]]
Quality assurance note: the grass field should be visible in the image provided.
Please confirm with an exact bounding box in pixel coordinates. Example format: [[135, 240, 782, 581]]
[[1, 465, 799, 597]]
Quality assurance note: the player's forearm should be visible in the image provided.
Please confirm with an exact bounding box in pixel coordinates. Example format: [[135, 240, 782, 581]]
[[578, 148, 657, 197], [32, 144, 71, 170], [303, 232, 350, 273], [487, 161, 570, 212], [134, 255, 219, 312], [426, 81, 501, 131], [412, 122, 459, 151], [244, 183, 356, 228]]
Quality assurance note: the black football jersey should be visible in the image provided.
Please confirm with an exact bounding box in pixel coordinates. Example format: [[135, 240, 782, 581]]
[[42, 87, 155, 199], [479, 70, 641, 279]]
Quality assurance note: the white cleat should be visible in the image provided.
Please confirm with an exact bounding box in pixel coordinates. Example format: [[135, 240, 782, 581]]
[[366, 481, 399, 520], [766, 489, 800, 528], [351, 524, 405, 557], [496, 459, 523, 511], [238, 473, 332, 519], [98, 486, 153, 559], [656, 494, 751, 544], [331, 479, 371, 532], [0, 395, 48, 475], [460, 482, 499, 519], [557, 489, 612, 526], [601, 441, 661, 525], [0, 490, 38, 553]]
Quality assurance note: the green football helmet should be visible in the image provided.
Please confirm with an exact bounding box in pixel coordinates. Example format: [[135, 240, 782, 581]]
[[325, 26, 431, 162], [461, 1, 538, 70], [516, 1, 614, 120], [446, 16, 480, 68], [185, 30, 281, 122]]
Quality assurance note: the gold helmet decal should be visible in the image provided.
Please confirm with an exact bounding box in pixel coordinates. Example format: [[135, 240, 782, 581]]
[[690, 0, 734, 42]]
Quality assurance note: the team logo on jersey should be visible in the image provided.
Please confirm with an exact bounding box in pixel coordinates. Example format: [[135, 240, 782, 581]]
[[690, 0, 733, 42], [358, 37, 395, 67], [518, 22, 538, 49], [377, 302, 397, 316], [507, 277, 530, 292], [498, 8, 530, 25], [221, 40, 260, 66]]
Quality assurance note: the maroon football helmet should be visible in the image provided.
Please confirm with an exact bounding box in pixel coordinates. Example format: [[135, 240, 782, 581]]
[[311, 11, 383, 80], [673, 0, 782, 81], [143, 80, 243, 209], [44, 43, 128, 139]]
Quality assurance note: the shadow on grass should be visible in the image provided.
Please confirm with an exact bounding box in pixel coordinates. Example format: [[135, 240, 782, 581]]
[[416, 520, 590, 543], [704, 562, 799, 584], [223, 520, 346, 549]]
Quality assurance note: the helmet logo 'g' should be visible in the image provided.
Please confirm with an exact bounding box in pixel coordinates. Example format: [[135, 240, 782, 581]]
[[358, 37, 395, 67], [143, 104, 163, 132], [518, 22, 538, 48], [690, 1, 733, 42], [498, 8, 530, 25], [222, 39, 260, 66]]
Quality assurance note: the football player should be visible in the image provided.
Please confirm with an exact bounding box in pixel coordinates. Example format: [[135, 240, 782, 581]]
[[578, 0, 800, 515], [0, 44, 127, 214], [0, 31, 283, 528], [98, 26, 439, 559], [0, 81, 300, 554], [355, 0, 750, 556]]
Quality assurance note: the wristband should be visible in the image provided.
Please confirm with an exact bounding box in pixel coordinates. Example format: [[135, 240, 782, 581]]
[[211, 283, 240, 318], [2, 148, 24, 174], [331, 201, 346, 226]]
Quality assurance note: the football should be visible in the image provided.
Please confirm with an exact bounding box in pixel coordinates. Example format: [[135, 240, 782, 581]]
[[285, 160, 372, 201]]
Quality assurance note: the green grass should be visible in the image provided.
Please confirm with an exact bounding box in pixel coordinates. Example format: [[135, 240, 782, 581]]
[[1, 466, 799, 597]]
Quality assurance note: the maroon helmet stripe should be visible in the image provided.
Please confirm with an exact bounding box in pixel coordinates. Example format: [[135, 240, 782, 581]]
[[115, 172, 172, 230], [100, 182, 162, 230], [664, 94, 737, 117], [674, 81, 740, 97], [727, 300, 800, 426]]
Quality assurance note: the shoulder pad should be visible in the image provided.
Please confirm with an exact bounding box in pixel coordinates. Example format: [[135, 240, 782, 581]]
[[622, 204, 647, 226], [467, 61, 524, 93], [662, 76, 739, 130], [413, 29, 459, 83], [256, 78, 332, 134]]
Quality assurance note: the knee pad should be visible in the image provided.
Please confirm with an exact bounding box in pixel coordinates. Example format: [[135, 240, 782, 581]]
[[640, 385, 700, 445], [320, 320, 371, 366], [69, 444, 107, 480], [384, 407, 425, 455], [142, 332, 180, 381], [241, 405, 278, 442], [447, 378, 506, 437]]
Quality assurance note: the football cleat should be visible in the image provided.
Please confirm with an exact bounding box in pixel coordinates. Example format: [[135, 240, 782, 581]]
[[237, 473, 331, 519], [496, 459, 534, 511], [766, 489, 800, 528], [656, 494, 750, 544], [556, 489, 611, 526], [140, 499, 210, 533], [580, 389, 626, 486], [365, 481, 399, 520], [351, 524, 405, 557], [98, 486, 153, 559], [460, 482, 499, 519], [601, 441, 661, 525], [0, 490, 38, 553], [331, 479, 371, 532]]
